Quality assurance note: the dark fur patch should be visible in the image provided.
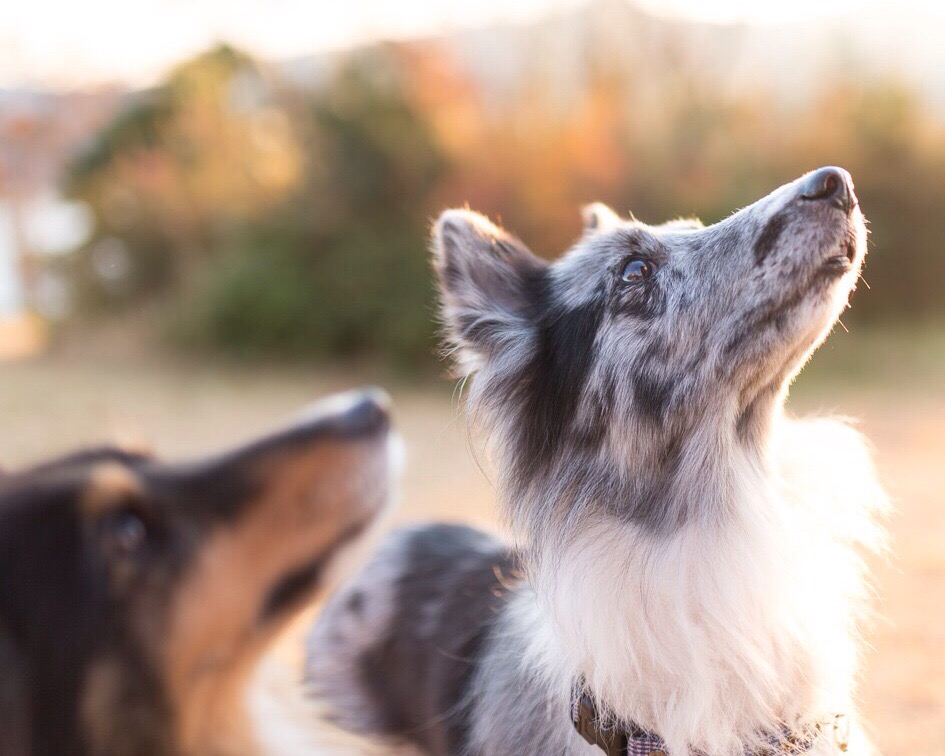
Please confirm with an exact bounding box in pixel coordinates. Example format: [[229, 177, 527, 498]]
[[0, 466, 186, 755], [735, 402, 756, 440], [632, 371, 674, 424], [0, 479, 109, 753], [736, 385, 780, 442], [578, 370, 616, 450], [0, 621, 28, 756], [345, 590, 365, 616], [355, 525, 519, 755], [258, 521, 366, 623], [753, 210, 789, 265], [260, 556, 329, 624], [512, 271, 606, 481], [628, 434, 686, 531]]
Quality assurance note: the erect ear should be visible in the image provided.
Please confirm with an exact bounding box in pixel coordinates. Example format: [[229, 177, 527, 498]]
[[432, 209, 546, 371], [581, 202, 621, 233], [0, 620, 29, 756]]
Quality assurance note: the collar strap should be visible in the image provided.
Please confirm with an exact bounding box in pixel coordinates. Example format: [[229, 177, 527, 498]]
[[570, 686, 844, 755], [571, 688, 629, 756]]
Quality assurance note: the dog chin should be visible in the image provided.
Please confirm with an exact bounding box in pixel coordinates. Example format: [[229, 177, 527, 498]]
[[740, 295, 848, 407], [321, 433, 403, 596], [824, 209, 867, 276]]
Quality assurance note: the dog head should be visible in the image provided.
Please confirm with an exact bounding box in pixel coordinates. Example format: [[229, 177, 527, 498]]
[[0, 389, 395, 755], [433, 167, 866, 535]]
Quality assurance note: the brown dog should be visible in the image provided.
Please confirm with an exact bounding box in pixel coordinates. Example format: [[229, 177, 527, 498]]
[[0, 389, 396, 756]]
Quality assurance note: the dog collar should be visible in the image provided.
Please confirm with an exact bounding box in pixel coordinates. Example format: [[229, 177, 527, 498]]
[[570, 686, 847, 755]]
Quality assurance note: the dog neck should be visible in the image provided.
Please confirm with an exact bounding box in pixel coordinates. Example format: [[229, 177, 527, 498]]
[[506, 404, 886, 755], [176, 663, 258, 755]]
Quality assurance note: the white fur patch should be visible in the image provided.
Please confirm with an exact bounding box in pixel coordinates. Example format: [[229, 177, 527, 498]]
[[517, 416, 888, 755]]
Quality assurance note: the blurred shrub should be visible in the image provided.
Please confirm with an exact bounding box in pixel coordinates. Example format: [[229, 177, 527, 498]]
[[65, 45, 303, 309], [66, 44, 445, 364], [62, 34, 945, 368], [182, 220, 434, 362]]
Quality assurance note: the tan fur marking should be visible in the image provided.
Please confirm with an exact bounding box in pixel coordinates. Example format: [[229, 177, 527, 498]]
[[163, 440, 386, 755], [81, 463, 142, 518]]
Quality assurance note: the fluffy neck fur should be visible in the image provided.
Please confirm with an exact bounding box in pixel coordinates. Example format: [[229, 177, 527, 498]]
[[495, 400, 888, 755]]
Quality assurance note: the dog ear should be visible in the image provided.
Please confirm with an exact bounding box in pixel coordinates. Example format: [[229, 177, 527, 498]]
[[0, 620, 30, 755], [432, 209, 547, 370], [581, 202, 621, 232]]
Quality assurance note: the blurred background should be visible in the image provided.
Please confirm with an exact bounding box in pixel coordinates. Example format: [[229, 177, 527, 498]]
[[0, 0, 942, 752]]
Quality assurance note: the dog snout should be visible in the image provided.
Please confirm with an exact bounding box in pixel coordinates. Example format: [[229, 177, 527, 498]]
[[799, 166, 857, 213]]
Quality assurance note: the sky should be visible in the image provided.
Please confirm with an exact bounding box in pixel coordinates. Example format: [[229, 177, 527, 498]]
[[1, 0, 942, 89]]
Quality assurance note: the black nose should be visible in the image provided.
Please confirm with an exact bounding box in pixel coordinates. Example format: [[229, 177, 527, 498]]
[[800, 167, 856, 212], [331, 388, 391, 437]]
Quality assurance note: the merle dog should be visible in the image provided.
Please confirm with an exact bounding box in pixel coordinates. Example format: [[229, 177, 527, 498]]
[[307, 168, 889, 755], [0, 390, 396, 755]]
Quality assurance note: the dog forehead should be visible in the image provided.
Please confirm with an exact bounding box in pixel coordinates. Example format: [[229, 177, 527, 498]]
[[551, 245, 608, 303], [550, 232, 625, 304]]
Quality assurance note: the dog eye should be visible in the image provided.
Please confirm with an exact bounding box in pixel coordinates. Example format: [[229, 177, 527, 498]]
[[620, 258, 656, 282], [102, 508, 149, 556]]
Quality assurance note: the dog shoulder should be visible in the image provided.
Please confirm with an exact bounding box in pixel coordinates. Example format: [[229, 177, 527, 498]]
[[305, 523, 519, 754]]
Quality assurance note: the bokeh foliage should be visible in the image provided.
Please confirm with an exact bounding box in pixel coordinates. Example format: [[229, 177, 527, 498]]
[[64, 37, 945, 366]]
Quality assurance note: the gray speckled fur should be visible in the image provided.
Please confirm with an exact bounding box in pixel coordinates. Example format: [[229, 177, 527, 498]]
[[305, 528, 413, 737], [305, 169, 869, 755], [464, 590, 602, 756]]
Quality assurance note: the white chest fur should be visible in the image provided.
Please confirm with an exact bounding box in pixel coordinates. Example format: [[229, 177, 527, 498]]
[[517, 416, 887, 756]]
